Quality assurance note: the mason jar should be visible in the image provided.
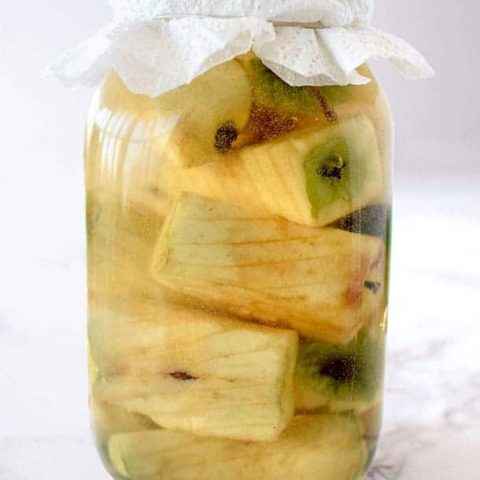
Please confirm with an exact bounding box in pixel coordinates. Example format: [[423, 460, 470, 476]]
[[85, 51, 393, 480]]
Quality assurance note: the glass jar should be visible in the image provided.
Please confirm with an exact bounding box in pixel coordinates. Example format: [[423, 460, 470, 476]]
[[86, 52, 392, 480]]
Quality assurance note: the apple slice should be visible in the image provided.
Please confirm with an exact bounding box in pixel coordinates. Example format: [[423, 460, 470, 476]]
[[152, 193, 385, 343], [174, 115, 383, 226], [90, 299, 298, 442], [108, 414, 366, 480]]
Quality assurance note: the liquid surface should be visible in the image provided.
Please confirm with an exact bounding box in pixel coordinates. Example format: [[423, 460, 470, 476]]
[[86, 53, 392, 480]]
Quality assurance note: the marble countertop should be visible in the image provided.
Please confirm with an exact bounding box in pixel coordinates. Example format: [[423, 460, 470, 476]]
[[0, 142, 479, 480]]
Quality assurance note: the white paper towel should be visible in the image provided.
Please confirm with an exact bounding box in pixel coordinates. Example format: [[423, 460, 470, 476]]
[[47, 0, 433, 97]]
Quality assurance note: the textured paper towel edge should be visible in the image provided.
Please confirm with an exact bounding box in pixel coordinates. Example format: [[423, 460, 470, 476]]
[[47, 6, 434, 97]]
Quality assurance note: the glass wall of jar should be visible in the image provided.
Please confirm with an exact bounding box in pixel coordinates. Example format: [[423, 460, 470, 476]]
[[86, 53, 392, 480]]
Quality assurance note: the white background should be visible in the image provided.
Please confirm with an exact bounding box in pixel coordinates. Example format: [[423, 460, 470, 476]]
[[0, 1, 479, 479]]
